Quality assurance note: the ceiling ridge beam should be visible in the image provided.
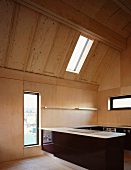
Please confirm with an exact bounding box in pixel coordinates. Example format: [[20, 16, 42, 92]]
[[14, 0, 126, 51]]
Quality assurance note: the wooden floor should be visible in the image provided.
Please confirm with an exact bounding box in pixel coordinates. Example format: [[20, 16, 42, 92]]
[[0, 155, 131, 170]]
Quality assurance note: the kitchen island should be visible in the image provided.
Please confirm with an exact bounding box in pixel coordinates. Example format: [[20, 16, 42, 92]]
[[41, 127, 125, 170]]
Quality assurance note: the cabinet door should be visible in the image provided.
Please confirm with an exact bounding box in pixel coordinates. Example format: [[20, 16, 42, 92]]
[[116, 128, 131, 150], [41, 130, 54, 154]]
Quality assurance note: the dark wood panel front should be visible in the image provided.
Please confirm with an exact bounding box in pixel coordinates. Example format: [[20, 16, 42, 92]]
[[53, 131, 105, 152], [42, 143, 54, 154], [54, 144, 106, 170], [53, 132, 124, 170]]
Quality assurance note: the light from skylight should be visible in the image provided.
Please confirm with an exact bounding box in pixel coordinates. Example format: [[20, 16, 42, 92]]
[[66, 35, 94, 74]]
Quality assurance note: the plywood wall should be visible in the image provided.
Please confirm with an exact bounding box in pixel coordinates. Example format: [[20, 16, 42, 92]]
[[24, 81, 98, 128], [98, 35, 131, 126], [0, 0, 125, 86], [0, 78, 24, 162], [0, 72, 97, 162]]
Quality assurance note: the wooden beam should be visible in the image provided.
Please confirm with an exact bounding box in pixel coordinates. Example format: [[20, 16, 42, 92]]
[[113, 0, 131, 15], [0, 67, 98, 91], [14, 0, 126, 51]]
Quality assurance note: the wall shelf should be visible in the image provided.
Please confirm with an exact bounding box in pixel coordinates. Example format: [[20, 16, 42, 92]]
[[42, 106, 98, 111]]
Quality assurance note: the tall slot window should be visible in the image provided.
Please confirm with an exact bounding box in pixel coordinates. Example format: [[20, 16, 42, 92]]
[[109, 95, 131, 110], [24, 92, 39, 146], [66, 35, 94, 74]]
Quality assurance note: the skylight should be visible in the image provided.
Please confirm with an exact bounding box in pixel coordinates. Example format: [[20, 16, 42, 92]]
[[66, 35, 94, 74]]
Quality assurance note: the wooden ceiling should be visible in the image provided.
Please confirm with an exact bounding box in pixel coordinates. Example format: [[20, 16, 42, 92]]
[[0, 0, 131, 85]]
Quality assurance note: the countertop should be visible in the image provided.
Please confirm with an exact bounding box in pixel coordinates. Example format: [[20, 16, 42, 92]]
[[72, 124, 131, 129], [41, 127, 126, 139]]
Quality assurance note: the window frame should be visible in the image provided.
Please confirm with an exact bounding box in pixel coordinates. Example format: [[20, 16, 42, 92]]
[[24, 92, 39, 147], [110, 95, 131, 110], [66, 35, 94, 74]]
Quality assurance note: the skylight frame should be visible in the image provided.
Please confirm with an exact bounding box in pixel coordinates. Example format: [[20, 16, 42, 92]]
[[66, 35, 94, 74]]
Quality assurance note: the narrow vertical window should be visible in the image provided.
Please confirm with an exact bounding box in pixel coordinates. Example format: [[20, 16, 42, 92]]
[[24, 92, 39, 146]]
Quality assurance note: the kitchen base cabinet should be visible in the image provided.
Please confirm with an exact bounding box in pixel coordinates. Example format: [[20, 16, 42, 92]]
[[41, 130, 54, 154], [53, 132, 124, 170], [116, 128, 131, 150]]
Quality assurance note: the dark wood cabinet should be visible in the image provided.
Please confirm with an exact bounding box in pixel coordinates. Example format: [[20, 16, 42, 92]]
[[41, 130, 54, 154], [116, 128, 131, 150], [53, 131, 124, 170]]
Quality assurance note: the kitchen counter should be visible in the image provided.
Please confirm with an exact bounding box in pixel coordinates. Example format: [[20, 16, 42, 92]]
[[72, 124, 131, 128], [41, 127, 125, 170], [41, 127, 125, 139]]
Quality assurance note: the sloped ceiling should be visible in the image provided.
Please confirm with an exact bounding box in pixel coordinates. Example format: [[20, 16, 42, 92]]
[[0, 0, 131, 85]]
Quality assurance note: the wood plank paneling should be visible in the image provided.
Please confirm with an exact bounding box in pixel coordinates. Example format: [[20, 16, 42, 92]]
[[80, 0, 107, 19], [106, 9, 131, 38], [43, 24, 76, 77], [58, 31, 80, 79], [0, 78, 23, 162], [24, 146, 43, 158], [98, 87, 131, 126], [98, 35, 131, 127], [5, 4, 39, 70], [121, 36, 131, 87], [0, 0, 15, 67], [24, 81, 98, 128], [98, 53, 120, 91], [0, 0, 129, 87], [61, 0, 84, 11], [41, 109, 97, 127], [0, 67, 98, 90], [79, 42, 109, 84], [92, 47, 118, 84], [26, 15, 60, 73], [16, 0, 127, 50], [113, 0, 131, 15], [94, 1, 120, 25]]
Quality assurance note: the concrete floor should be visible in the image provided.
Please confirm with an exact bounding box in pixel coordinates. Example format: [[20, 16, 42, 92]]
[[0, 155, 131, 170]]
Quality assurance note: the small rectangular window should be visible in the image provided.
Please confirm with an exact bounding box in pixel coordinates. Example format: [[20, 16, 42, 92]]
[[110, 95, 131, 110], [24, 92, 39, 146], [66, 35, 94, 74]]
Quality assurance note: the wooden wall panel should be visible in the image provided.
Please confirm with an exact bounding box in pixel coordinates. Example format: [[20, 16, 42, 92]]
[[98, 35, 131, 127], [41, 109, 97, 128], [121, 36, 131, 87], [24, 146, 43, 158], [60, 0, 131, 38], [98, 88, 121, 125], [94, 1, 119, 26], [5, 4, 39, 70], [92, 47, 118, 84], [58, 31, 80, 80], [79, 42, 109, 83], [106, 9, 131, 38], [61, 0, 84, 11], [80, 0, 107, 19], [0, 78, 23, 162], [98, 88, 131, 126], [98, 53, 120, 91], [0, 0, 15, 66], [56, 86, 97, 108], [43, 24, 75, 77], [26, 15, 60, 74], [24, 81, 98, 128], [24, 81, 57, 107], [0, 0, 127, 86], [24, 0, 126, 50]]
